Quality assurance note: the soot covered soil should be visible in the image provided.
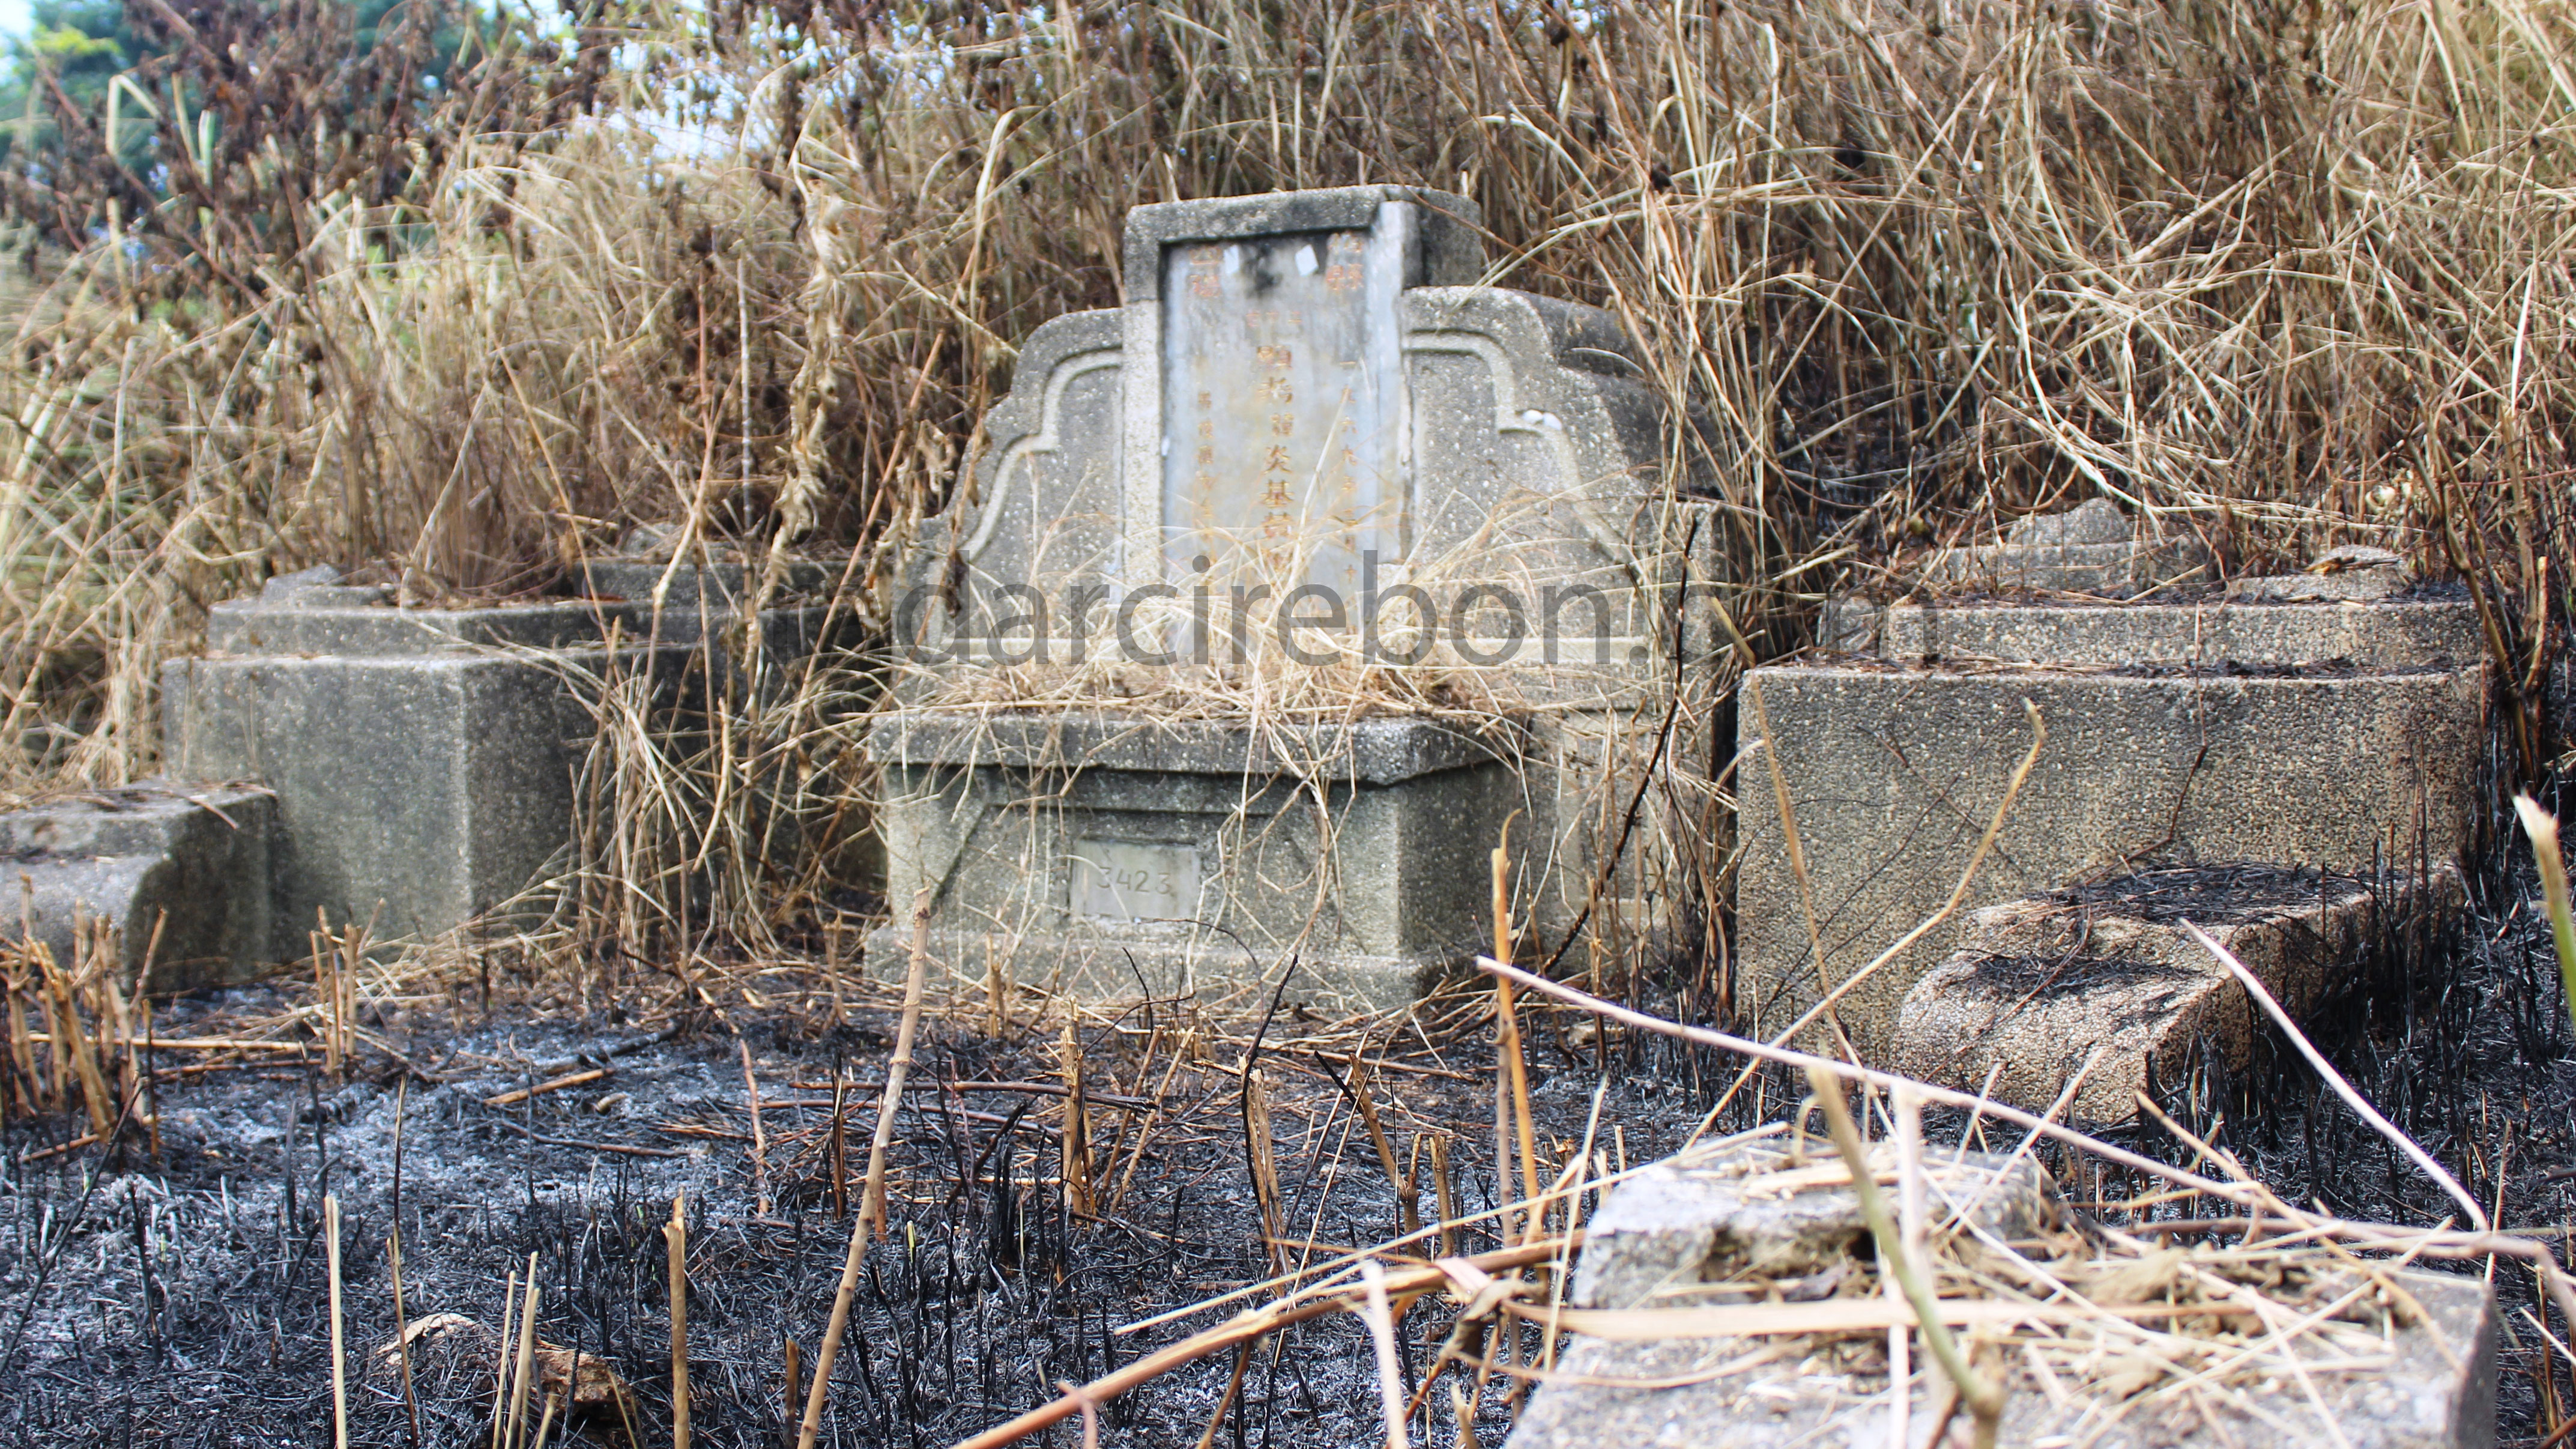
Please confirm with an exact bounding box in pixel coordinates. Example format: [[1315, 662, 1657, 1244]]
[[0, 979, 1723, 1448]]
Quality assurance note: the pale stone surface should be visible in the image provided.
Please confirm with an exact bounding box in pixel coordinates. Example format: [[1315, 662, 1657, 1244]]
[[1512, 1272, 2494, 1449], [1887, 866, 2426, 1121], [1568, 1134, 2064, 1313], [165, 591, 692, 955], [1513, 1133, 2497, 1449], [204, 593, 647, 658], [1843, 592, 2481, 667], [1926, 498, 2212, 595], [2007, 496, 2133, 546], [865, 712, 1516, 1011], [0, 781, 275, 988], [1735, 662, 2487, 1057]]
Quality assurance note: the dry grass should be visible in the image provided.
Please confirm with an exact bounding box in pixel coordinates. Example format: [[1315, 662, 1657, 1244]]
[[0, 0, 2564, 967]]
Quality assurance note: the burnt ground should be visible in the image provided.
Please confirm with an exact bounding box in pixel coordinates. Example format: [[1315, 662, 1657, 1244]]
[[0, 967, 1739, 1449], [4, 781, 2576, 1446]]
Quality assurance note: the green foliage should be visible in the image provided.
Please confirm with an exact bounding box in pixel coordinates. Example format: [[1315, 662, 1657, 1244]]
[[0, 0, 488, 192], [0, 1, 160, 172]]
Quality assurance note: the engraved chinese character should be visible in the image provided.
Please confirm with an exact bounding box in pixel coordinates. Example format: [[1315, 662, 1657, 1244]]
[[1258, 376, 1293, 404], [1198, 420, 1214, 440], [1197, 446, 1215, 467], [1256, 345, 1293, 367], [1271, 413, 1295, 438], [1325, 265, 1362, 293], [1264, 445, 1292, 473], [1197, 390, 1212, 410], [1264, 479, 1292, 507]]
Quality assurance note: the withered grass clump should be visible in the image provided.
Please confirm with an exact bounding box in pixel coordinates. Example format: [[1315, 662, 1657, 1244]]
[[0, 0, 2567, 949]]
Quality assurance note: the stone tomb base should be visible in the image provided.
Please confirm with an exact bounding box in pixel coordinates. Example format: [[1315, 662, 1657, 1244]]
[[1, 781, 276, 988], [1888, 865, 2444, 1122], [868, 711, 1520, 1011], [164, 587, 694, 955]]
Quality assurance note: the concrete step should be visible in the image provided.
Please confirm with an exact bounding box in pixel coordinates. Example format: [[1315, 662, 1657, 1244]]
[[0, 781, 275, 988]]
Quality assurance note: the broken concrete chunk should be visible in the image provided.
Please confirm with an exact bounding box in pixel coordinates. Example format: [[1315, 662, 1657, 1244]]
[[1735, 661, 2486, 1057], [0, 781, 275, 989], [2005, 496, 2133, 546], [1512, 1133, 2499, 1449], [1887, 865, 2436, 1121], [1927, 499, 2211, 596], [1570, 1134, 2062, 1313]]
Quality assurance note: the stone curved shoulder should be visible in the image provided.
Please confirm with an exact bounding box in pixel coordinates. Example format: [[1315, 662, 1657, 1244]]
[[955, 308, 1125, 561]]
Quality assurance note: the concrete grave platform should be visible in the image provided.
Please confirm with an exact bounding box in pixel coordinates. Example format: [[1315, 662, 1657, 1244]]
[[166, 584, 695, 957], [0, 781, 275, 988], [1736, 660, 2487, 1057], [1511, 1134, 2497, 1449], [1888, 865, 2438, 1121], [204, 588, 648, 658], [1926, 497, 2212, 595], [866, 710, 1521, 1011]]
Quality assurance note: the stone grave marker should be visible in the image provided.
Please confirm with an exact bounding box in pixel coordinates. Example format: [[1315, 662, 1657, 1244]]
[[1743, 514, 2487, 1062], [873, 186, 1720, 1007], [1888, 864, 2449, 1121]]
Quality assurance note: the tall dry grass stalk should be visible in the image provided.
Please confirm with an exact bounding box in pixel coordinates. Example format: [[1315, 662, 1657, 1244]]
[[0, 0, 2566, 961]]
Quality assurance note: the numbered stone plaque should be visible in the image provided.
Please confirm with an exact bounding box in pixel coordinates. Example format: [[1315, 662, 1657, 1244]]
[[1068, 838, 1202, 921], [1160, 226, 1404, 595]]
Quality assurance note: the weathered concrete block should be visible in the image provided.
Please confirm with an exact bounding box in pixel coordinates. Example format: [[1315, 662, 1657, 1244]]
[[1569, 1134, 2063, 1313], [166, 591, 692, 955], [1514, 1133, 2497, 1449], [204, 593, 646, 658], [1737, 661, 2487, 1056], [866, 711, 1519, 1010], [1888, 866, 2422, 1121], [1840, 593, 2482, 669], [1927, 498, 2213, 596], [0, 781, 275, 988]]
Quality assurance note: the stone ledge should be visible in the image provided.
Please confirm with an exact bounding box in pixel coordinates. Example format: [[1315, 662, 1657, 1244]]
[[205, 596, 646, 659], [868, 709, 1513, 785], [1121, 186, 1483, 300], [859, 923, 1460, 1014], [1833, 593, 2482, 668], [0, 780, 276, 987]]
